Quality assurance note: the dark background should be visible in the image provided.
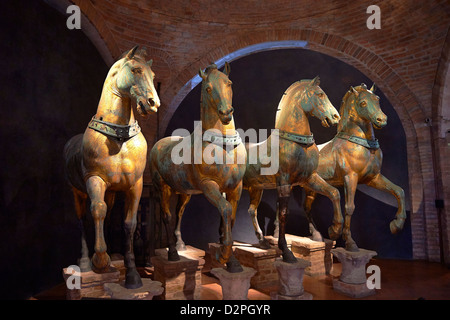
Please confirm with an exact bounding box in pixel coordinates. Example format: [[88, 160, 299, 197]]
[[0, 0, 411, 299]]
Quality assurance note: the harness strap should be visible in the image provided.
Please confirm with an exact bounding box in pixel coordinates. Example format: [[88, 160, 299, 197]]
[[336, 132, 379, 149], [88, 116, 141, 141], [277, 130, 315, 146], [202, 130, 242, 146]]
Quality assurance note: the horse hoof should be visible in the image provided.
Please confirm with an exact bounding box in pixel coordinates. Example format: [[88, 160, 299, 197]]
[[345, 242, 359, 252], [328, 225, 342, 240], [125, 269, 143, 289], [226, 256, 244, 273], [176, 242, 187, 251], [390, 219, 404, 234], [259, 238, 271, 250], [91, 253, 111, 273], [282, 250, 298, 263], [168, 249, 180, 261]]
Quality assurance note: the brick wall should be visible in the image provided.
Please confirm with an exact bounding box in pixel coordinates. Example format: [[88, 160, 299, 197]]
[[64, 0, 450, 263]]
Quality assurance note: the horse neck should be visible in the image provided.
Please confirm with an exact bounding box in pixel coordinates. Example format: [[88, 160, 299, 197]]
[[200, 94, 236, 135], [338, 96, 375, 140], [95, 69, 134, 126], [275, 89, 311, 135]]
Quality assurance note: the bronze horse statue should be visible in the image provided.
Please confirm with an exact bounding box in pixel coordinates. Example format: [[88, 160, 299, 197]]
[[150, 63, 247, 272], [243, 77, 343, 262], [304, 83, 406, 251], [64, 46, 160, 288]]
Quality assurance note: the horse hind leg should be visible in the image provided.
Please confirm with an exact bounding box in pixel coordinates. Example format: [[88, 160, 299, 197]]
[[248, 187, 271, 249], [303, 188, 323, 242], [175, 193, 191, 251], [159, 181, 180, 261], [72, 187, 90, 272], [342, 173, 359, 252]]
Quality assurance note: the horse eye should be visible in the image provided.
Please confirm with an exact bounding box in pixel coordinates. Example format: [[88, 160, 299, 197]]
[[206, 87, 212, 93], [360, 101, 367, 107], [132, 68, 142, 74]]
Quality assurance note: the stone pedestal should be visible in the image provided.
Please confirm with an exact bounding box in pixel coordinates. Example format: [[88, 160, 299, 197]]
[[104, 278, 163, 300], [233, 242, 281, 289], [271, 257, 313, 300], [62, 265, 120, 300], [207, 243, 226, 269], [151, 246, 205, 300], [331, 247, 377, 298], [266, 234, 335, 277], [210, 267, 256, 300]]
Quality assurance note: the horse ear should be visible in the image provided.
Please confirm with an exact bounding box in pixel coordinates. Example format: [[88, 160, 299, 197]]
[[370, 83, 377, 92], [147, 59, 153, 67], [126, 45, 139, 60], [350, 86, 359, 95], [360, 83, 367, 89], [199, 68, 207, 81], [223, 62, 231, 76], [311, 76, 320, 87]]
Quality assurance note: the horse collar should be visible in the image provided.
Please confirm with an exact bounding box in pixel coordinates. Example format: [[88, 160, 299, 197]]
[[336, 132, 380, 149], [203, 130, 242, 146], [278, 130, 315, 146], [88, 116, 141, 141]]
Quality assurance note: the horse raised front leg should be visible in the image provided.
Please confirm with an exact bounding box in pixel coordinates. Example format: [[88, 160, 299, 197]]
[[343, 172, 359, 252], [123, 177, 144, 289], [86, 176, 111, 272], [277, 184, 297, 263], [175, 193, 191, 251], [304, 172, 343, 241], [200, 180, 240, 272], [366, 173, 406, 234], [248, 187, 271, 249]]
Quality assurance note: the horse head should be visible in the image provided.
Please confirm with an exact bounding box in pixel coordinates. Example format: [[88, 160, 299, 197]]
[[301, 76, 340, 128], [350, 83, 387, 129], [199, 62, 234, 125], [115, 46, 160, 117]]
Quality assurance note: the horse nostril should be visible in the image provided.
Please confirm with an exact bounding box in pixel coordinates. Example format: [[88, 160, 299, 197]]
[[229, 107, 234, 114], [333, 113, 340, 120], [148, 98, 155, 107], [377, 117, 383, 123]]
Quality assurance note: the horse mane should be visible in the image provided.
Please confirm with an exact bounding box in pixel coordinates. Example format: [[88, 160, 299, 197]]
[[275, 80, 308, 127], [338, 85, 366, 132]]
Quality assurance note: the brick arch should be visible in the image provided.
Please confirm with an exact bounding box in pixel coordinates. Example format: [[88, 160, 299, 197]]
[[161, 29, 438, 261]]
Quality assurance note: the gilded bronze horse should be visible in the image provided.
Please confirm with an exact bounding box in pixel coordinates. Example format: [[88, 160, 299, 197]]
[[244, 77, 343, 262], [304, 83, 406, 252], [64, 46, 160, 288], [150, 63, 247, 272]]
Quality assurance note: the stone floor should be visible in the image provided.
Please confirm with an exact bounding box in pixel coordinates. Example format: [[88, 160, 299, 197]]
[[32, 256, 449, 300]]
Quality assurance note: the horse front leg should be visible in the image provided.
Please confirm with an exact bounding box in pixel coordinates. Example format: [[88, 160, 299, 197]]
[[123, 177, 144, 289], [277, 184, 297, 263], [304, 172, 343, 241], [248, 187, 271, 248], [86, 176, 111, 272], [225, 182, 244, 273], [366, 173, 406, 234], [200, 180, 240, 272], [343, 172, 359, 251], [175, 193, 191, 251]]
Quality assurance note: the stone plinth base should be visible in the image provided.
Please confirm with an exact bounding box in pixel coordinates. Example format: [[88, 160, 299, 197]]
[[207, 243, 226, 269], [331, 247, 377, 298], [210, 267, 256, 300], [266, 234, 335, 277], [104, 278, 163, 300], [332, 278, 375, 298], [270, 291, 313, 300], [151, 246, 205, 300], [233, 242, 281, 289], [62, 265, 120, 300], [272, 257, 312, 300]]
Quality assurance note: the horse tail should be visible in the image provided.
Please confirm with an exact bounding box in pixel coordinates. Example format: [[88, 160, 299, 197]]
[[63, 134, 86, 193]]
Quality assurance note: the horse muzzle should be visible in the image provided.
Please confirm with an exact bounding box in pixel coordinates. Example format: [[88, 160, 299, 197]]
[[373, 114, 387, 129], [218, 106, 234, 124], [138, 96, 160, 115]]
